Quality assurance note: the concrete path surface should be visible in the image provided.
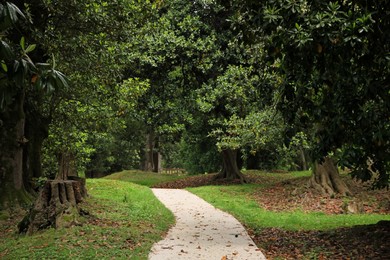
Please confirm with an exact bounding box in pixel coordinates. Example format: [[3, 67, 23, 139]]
[[149, 189, 266, 260]]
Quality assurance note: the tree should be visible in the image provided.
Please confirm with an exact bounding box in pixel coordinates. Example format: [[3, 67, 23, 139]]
[[0, 1, 69, 206], [26, 0, 152, 179], [217, 0, 390, 193], [211, 109, 287, 171], [1, 0, 150, 208], [197, 65, 267, 182], [128, 0, 220, 172]]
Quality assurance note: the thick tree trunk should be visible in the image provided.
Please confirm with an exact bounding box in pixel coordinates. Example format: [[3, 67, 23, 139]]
[[310, 157, 351, 196], [19, 178, 88, 235], [23, 115, 50, 192], [214, 149, 247, 184], [0, 90, 33, 208]]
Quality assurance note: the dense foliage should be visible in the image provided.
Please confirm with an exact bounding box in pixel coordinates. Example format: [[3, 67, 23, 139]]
[[1, 0, 389, 206]]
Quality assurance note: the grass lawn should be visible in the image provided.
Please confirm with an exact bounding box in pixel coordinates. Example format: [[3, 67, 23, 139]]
[[0, 179, 174, 260], [104, 169, 188, 187], [183, 170, 390, 259], [1, 169, 388, 259], [188, 184, 390, 230]]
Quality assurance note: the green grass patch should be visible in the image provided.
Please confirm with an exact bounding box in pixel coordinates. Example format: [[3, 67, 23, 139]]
[[188, 184, 390, 231], [0, 179, 174, 260], [104, 169, 188, 187]]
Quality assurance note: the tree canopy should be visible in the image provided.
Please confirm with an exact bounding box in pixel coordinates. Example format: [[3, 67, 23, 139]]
[[1, 0, 389, 208]]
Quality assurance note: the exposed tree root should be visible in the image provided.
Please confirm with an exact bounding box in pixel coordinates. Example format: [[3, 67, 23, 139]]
[[310, 157, 352, 197]]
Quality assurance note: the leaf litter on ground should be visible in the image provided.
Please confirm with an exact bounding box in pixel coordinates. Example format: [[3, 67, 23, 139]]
[[153, 171, 390, 259]]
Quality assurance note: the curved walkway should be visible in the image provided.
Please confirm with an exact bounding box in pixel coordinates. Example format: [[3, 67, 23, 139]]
[[149, 189, 266, 260]]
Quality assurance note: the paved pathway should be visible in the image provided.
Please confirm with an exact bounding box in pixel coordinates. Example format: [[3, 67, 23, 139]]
[[149, 189, 266, 260]]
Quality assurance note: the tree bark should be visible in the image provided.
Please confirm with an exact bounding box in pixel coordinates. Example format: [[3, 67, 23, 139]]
[[143, 132, 161, 173], [310, 157, 351, 196], [153, 136, 162, 173], [57, 151, 77, 180], [143, 132, 155, 172], [0, 90, 33, 207], [19, 179, 88, 235], [24, 114, 50, 178], [214, 149, 247, 184], [299, 148, 308, 171]]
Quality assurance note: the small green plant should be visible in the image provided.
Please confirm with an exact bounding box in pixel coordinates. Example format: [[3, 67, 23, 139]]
[[32, 177, 48, 189]]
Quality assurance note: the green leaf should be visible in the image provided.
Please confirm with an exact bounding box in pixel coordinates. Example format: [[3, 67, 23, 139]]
[[51, 53, 56, 69], [53, 70, 70, 89], [1, 62, 8, 72], [45, 80, 55, 93], [25, 44, 36, 54], [6, 2, 25, 21], [0, 40, 14, 59], [36, 63, 51, 69], [20, 37, 25, 51]]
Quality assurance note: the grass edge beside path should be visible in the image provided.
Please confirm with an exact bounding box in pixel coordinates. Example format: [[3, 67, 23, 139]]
[[187, 185, 390, 231], [0, 179, 174, 260], [187, 184, 390, 259]]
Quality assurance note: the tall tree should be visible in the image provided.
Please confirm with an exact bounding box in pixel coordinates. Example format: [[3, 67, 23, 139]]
[[0, 1, 68, 206], [128, 0, 219, 172], [264, 0, 389, 193], [28, 0, 152, 179], [208, 0, 389, 192]]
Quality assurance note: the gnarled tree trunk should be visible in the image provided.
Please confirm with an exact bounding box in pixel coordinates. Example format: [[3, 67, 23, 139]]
[[20, 178, 87, 235], [310, 157, 351, 196], [19, 150, 88, 234], [214, 149, 247, 184]]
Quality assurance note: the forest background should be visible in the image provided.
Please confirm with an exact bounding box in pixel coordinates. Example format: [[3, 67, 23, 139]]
[[1, 0, 389, 205]]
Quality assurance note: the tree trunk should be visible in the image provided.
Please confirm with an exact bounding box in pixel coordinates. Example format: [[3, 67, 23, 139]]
[[19, 178, 88, 235], [0, 90, 33, 208], [214, 149, 247, 184], [153, 136, 162, 173], [300, 148, 308, 171], [23, 114, 50, 191], [143, 132, 155, 172], [143, 132, 161, 173], [309, 157, 351, 196], [57, 151, 77, 180]]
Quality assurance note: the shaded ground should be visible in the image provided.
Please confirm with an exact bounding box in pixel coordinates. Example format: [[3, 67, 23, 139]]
[[153, 171, 390, 259]]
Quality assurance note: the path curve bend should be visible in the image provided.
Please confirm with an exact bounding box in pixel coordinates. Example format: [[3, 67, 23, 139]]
[[149, 188, 266, 260]]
